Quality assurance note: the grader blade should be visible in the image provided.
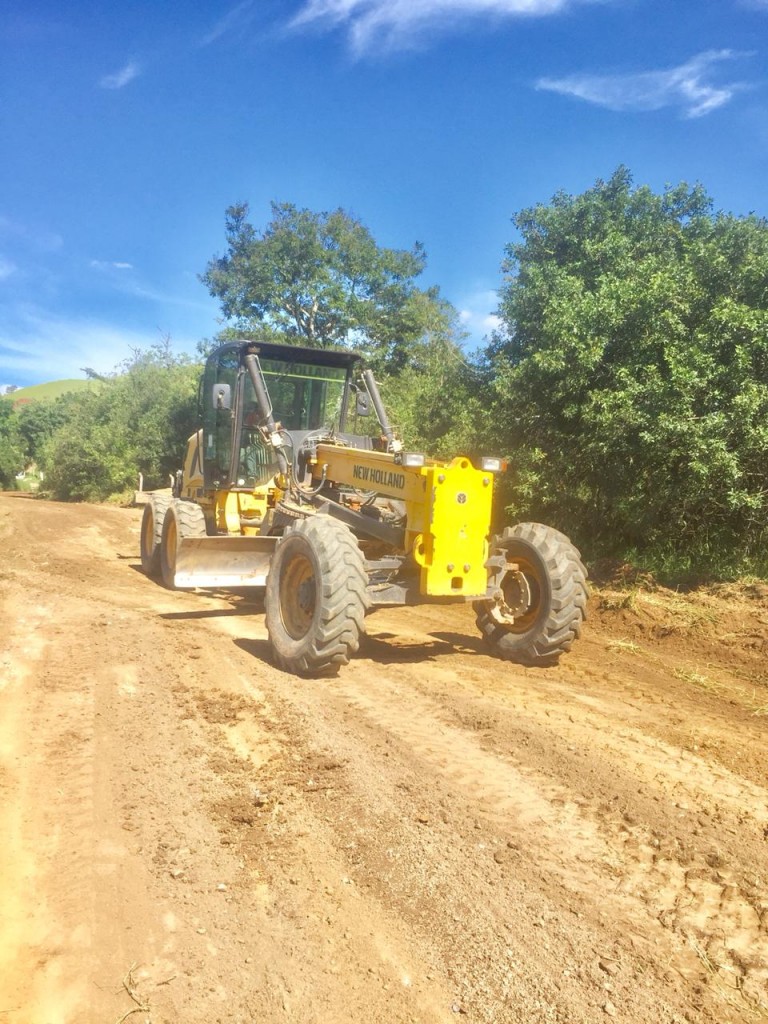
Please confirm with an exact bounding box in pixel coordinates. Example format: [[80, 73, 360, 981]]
[[174, 535, 278, 589]]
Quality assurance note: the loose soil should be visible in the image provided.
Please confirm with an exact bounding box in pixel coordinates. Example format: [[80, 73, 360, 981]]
[[0, 493, 766, 1024]]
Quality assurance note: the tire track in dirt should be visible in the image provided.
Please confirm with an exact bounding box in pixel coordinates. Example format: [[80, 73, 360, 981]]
[[0, 582, 123, 1020], [148, 679, 462, 1021], [177, 642, 714, 1023], [357, 635, 768, 1002], [167, 575, 767, 1023], [2, 496, 767, 1024], [0, 598, 55, 1018], [330, 666, 768, 1002], [0, 510, 204, 1022]]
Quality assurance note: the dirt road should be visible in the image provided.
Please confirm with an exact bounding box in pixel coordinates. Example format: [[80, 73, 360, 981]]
[[1, 493, 766, 1024]]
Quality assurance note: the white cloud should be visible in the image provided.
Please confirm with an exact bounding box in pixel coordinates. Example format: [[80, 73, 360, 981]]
[[458, 288, 501, 342], [200, 1, 256, 46], [90, 260, 134, 271], [99, 60, 141, 89], [536, 50, 751, 118], [0, 308, 165, 381], [291, 0, 590, 52], [86, 261, 215, 312]]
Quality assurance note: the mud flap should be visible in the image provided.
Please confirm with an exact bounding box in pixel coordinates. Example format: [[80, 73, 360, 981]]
[[173, 535, 278, 589]]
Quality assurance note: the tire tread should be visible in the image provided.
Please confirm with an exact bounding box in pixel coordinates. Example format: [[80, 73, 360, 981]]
[[140, 494, 173, 576], [474, 521, 588, 667], [265, 515, 369, 677]]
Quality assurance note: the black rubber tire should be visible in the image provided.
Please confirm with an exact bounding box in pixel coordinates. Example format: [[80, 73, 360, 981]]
[[160, 499, 208, 589], [140, 494, 173, 577], [474, 522, 588, 667], [265, 515, 369, 677]]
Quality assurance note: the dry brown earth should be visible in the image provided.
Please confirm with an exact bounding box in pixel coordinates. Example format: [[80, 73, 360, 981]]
[[0, 493, 766, 1024]]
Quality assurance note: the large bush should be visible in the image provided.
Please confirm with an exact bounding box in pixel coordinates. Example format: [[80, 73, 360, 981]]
[[40, 345, 199, 501], [488, 168, 768, 574], [0, 400, 24, 488]]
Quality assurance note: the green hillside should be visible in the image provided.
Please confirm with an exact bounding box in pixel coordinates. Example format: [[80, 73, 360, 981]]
[[2, 379, 99, 405]]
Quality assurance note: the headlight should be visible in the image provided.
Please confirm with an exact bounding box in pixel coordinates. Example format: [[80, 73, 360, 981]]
[[479, 456, 506, 473], [401, 452, 425, 467]]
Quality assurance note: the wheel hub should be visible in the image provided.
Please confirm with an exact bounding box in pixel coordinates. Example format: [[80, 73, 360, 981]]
[[488, 569, 531, 626], [297, 577, 316, 616], [280, 554, 317, 639]]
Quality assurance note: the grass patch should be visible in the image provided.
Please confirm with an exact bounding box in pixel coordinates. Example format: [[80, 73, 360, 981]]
[[597, 585, 721, 637], [673, 668, 768, 715], [15, 475, 41, 493], [605, 637, 642, 655], [673, 666, 723, 694], [641, 592, 720, 634], [2, 378, 98, 405], [598, 589, 642, 613]]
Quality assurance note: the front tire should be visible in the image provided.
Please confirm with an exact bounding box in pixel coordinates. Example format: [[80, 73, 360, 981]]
[[160, 500, 207, 589], [474, 522, 588, 667], [265, 515, 369, 677], [140, 494, 173, 576]]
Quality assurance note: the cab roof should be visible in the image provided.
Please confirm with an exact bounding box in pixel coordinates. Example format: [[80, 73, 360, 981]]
[[214, 339, 363, 372]]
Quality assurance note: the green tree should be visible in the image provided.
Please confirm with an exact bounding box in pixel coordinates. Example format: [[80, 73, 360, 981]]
[[16, 398, 72, 466], [0, 400, 24, 487], [378, 291, 484, 458], [489, 167, 768, 574], [201, 201, 444, 372], [41, 343, 199, 501]]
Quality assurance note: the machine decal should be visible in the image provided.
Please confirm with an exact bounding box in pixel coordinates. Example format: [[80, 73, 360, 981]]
[[351, 465, 406, 490]]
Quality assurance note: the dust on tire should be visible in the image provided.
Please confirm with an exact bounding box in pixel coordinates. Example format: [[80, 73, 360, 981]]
[[264, 514, 369, 677], [474, 521, 588, 667]]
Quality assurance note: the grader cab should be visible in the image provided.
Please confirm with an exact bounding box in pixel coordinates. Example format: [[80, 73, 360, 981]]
[[140, 340, 587, 676]]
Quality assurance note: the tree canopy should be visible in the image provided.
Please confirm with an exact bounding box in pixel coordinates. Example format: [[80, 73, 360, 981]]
[[0, 400, 24, 488], [40, 344, 200, 501], [487, 167, 768, 573], [201, 201, 451, 373], [0, 344, 199, 501]]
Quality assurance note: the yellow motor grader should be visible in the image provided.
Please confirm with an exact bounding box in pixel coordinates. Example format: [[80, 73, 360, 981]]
[[140, 339, 587, 676]]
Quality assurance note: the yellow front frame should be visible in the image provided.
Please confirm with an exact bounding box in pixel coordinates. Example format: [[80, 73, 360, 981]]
[[314, 446, 494, 598]]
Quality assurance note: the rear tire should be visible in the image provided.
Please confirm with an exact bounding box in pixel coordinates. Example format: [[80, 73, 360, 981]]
[[474, 522, 588, 667], [140, 494, 172, 577], [265, 515, 369, 677], [160, 500, 208, 589]]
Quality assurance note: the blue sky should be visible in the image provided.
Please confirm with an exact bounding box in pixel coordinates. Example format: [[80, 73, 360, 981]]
[[1, 0, 766, 388]]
